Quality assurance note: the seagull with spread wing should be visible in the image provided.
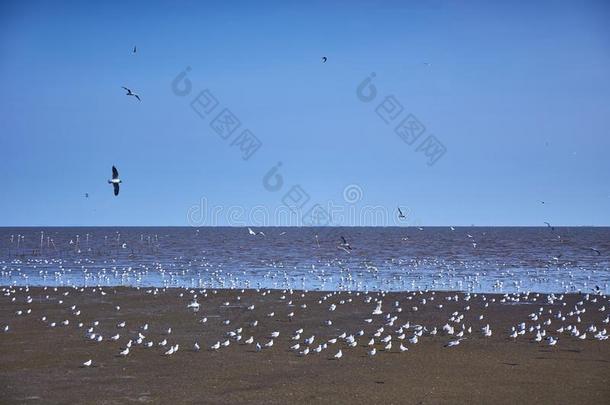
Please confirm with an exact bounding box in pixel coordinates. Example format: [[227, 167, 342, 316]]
[[122, 86, 141, 101], [108, 166, 122, 196]]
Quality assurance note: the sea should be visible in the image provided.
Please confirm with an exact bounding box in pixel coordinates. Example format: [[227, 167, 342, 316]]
[[1, 227, 608, 293]]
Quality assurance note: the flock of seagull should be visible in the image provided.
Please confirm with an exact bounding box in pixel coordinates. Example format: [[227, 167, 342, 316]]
[[1, 226, 607, 295], [1, 283, 608, 369]]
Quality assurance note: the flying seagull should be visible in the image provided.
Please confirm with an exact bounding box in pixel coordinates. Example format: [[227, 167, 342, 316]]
[[588, 247, 601, 256], [397, 207, 406, 219], [108, 166, 122, 196], [84, 193, 89, 198], [340, 236, 351, 250], [133, 45, 137, 53], [248, 227, 265, 236], [122, 86, 141, 101], [321, 56, 327, 63], [544, 222, 555, 231]]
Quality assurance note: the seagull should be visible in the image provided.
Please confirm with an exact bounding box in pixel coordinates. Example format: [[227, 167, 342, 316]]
[[340, 236, 351, 250], [588, 247, 601, 256], [108, 166, 122, 196], [321, 56, 327, 63], [82, 359, 93, 367], [444, 338, 466, 348], [544, 222, 555, 231], [397, 207, 406, 219], [333, 349, 342, 359], [121, 86, 141, 101], [248, 227, 265, 236], [133, 45, 137, 53], [337, 245, 351, 254]]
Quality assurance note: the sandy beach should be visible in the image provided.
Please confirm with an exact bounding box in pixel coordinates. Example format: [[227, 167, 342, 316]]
[[0, 286, 608, 404]]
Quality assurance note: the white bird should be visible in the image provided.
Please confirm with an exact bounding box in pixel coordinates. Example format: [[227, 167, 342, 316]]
[[333, 349, 343, 359], [210, 341, 220, 351], [119, 347, 130, 356], [82, 359, 93, 367], [194, 342, 200, 351], [444, 338, 465, 348], [369, 348, 377, 356], [399, 343, 409, 352]]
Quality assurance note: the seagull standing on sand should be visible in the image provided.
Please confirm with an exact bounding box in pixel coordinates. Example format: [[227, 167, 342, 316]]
[[108, 166, 122, 196], [444, 338, 466, 348]]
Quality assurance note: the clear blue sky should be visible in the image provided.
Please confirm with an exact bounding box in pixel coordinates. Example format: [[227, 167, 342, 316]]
[[1, 0, 609, 226]]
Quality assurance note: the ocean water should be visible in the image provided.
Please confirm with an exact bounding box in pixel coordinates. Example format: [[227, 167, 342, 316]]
[[0, 227, 608, 293]]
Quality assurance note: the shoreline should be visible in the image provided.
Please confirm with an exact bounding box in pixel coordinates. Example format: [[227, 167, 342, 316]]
[[1, 286, 609, 404]]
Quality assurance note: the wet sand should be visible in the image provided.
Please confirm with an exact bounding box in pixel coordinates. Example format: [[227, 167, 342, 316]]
[[1, 286, 609, 404]]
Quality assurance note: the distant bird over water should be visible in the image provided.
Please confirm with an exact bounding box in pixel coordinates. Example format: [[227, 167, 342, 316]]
[[121, 86, 141, 101], [589, 247, 601, 256], [133, 45, 137, 54], [108, 166, 122, 196], [397, 207, 406, 220], [321, 56, 327, 63]]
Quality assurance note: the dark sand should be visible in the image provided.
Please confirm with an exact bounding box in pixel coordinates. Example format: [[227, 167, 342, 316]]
[[1, 287, 609, 404]]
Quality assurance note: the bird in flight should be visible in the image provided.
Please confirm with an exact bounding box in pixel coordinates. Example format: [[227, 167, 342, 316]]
[[340, 236, 351, 250], [397, 207, 406, 220], [108, 166, 122, 196], [248, 227, 265, 236], [84, 193, 89, 198], [544, 222, 555, 231], [133, 45, 137, 54], [122, 86, 141, 101], [588, 247, 601, 256], [321, 56, 327, 63]]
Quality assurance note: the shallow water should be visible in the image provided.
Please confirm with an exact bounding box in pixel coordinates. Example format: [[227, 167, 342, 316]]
[[1, 227, 608, 293]]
